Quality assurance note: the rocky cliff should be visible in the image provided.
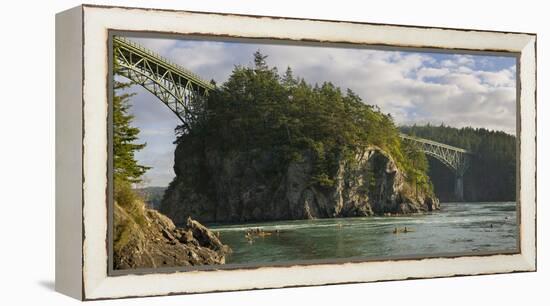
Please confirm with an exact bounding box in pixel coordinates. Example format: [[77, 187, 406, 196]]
[[113, 199, 231, 270], [160, 144, 439, 225]]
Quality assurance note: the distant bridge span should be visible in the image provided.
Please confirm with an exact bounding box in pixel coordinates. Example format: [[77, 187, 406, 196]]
[[113, 37, 472, 201], [400, 134, 472, 201]]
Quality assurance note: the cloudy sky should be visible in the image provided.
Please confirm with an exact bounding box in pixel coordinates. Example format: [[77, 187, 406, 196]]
[[120, 36, 517, 187]]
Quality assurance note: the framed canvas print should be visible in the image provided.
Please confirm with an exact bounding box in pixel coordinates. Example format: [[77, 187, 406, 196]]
[[55, 4, 537, 300]]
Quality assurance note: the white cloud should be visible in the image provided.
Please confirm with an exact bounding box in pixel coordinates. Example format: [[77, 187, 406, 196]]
[[132, 37, 178, 55], [417, 67, 450, 80], [455, 54, 475, 66], [476, 69, 516, 87]]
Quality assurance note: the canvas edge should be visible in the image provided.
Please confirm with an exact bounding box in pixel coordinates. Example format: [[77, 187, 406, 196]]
[[75, 5, 537, 300], [54, 5, 84, 300], [518, 35, 537, 271]]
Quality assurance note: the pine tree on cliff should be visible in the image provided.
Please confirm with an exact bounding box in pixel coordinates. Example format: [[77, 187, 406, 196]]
[[253, 49, 269, 71], [113, 80, 150, 184]]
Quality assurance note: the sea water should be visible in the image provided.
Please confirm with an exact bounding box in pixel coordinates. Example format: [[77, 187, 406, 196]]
[[209, 202, 518, 265]]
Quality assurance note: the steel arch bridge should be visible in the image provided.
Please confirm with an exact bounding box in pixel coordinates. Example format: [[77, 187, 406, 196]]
[[113, 36, 215, 131], [400, 134, 472, 200]]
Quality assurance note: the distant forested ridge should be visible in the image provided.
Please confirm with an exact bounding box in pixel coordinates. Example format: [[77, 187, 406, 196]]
[[134, 186, 167, 209], [400, 124, 516, 202]]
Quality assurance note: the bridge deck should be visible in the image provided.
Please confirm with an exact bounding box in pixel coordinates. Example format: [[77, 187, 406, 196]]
[[399, 134, 471, 154]]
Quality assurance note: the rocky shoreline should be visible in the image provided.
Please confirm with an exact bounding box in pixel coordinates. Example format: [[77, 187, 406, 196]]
[[113, 200, 231, 270]]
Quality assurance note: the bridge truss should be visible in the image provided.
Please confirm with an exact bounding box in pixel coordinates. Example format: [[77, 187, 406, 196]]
[[113, 36, 215, 130], [400, 134, 471, 176], [400, 134, 472, 200]]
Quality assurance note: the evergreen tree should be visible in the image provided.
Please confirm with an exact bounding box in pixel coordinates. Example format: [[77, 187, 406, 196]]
[[282, 66, 298, 89], [253, 49, 269, 71], [113, 80, 150, 184]]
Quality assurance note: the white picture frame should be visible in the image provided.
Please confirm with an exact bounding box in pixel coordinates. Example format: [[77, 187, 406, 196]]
[[55, 4, 536, 300]]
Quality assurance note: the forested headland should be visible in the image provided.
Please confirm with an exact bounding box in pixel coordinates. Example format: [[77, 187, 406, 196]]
[[160, 51, 438, 224]]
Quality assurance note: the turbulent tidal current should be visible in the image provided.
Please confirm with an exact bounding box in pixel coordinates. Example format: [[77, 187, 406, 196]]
[[208, 202, 518, 265]]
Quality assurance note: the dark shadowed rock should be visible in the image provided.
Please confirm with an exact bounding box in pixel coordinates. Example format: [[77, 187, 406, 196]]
[[161, 145, 439, 224]]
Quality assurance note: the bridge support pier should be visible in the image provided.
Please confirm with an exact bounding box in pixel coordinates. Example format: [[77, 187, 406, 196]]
[[454, 174, 464, 202]]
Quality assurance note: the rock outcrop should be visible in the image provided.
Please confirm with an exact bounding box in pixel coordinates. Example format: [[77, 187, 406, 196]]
[[113, 199, 231, 270], [161, 145, 439, 224]]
